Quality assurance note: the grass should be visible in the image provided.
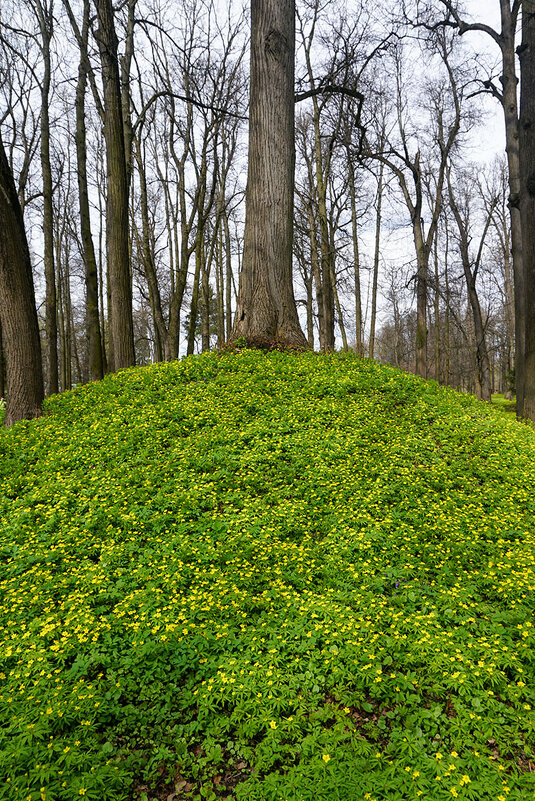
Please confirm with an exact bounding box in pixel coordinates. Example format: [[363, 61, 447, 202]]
[[1, 350, 534, 801], [491, 394, 517, 415]]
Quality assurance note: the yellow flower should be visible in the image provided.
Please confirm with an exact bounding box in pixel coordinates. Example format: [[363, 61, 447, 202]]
[[322, 754, 331, 763], [269, 720, 277, 729]]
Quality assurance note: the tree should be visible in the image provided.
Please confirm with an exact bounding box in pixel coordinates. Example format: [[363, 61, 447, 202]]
[[447, 165, 496, 401], [231, 0, 307, 348], [25, 0, 58, 394], [414, 0, 526, 411], [366, 34, 462, 377], [519, 0, 535, 420], [0, 131, 44, 425], [93, 0, 135, 370], [74, 0, 104, 381]]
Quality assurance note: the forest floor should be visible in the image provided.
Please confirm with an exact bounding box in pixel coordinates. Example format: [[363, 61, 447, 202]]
[[1, 351, 535, 801]]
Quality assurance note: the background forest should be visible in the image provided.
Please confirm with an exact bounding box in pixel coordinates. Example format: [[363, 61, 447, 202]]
[[0, 0, 527, 404]]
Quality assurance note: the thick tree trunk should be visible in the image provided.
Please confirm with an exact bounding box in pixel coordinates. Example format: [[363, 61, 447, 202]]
[[94, 0, 135, 370], [499, 0, 525, 415], [0, 133, 44, 426], [519, 0, 535, 420], [0, 321, 5, 400], [231, 0, 307, 348]]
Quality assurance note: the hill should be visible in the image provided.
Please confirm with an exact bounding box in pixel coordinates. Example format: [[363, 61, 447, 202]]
[[1, 350, 534, 801]]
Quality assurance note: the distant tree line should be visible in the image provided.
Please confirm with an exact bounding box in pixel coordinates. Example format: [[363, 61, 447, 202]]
[[0, 0, 534, 424]]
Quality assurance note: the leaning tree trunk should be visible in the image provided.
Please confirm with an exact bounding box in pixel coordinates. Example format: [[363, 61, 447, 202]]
[[0, 133, 44, 426], [94, 0, 135, 370], [519, 0, 535, 421], [231, 0, 307, 348]]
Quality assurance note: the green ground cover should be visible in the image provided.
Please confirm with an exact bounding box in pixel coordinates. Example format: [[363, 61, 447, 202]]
[[491, 394, 517, 416], [1, 351, 534, 801]]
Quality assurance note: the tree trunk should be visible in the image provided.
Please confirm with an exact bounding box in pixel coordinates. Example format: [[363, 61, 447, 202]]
[[187, 235, 202, 356], [499, 0, 525, 415], [0, 321, 5, 400], [134, 137, 167, 359], [434, 230, 440, 382], [76, 0, 104, 381], [0, 133, 44, 426], [38, 2, 58, 395], [348, 154, 362, 354], [369, 160, 383, 359], [519, 0, 535, 420], [94, 0, 135, 370], [414, 221, 428, 378], [231, 0, 307, 348]]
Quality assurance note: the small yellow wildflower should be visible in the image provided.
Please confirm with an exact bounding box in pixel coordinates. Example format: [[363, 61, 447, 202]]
[[322, 754, 331, 763]]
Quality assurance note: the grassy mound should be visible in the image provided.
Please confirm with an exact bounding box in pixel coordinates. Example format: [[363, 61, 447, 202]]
[[1, 351, 535, 801]]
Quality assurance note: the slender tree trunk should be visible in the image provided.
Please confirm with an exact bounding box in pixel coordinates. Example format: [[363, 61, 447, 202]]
[[434, 230, 440, 382], [76, 0, 103, 381], [306, 203, 324, 349], [348, 155, 362, 354], [187, 235, 202, 355], [414, 221, 428, 378], [369, 161, 383, 359], [445, 233, 451, 386], [231, 0, 307, 348], [201, 242, 211, 352], [94, 0, 135, 370], [216, 222, 225, 347], [519, 0, 535, 420], [503, 226, 515, 397], [0, 133, 44, 425], [39, 4, 58, 394], [134, 137, 167, 359]]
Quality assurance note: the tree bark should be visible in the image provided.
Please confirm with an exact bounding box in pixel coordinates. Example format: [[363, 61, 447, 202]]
[[0, 132, 44, 426], [37, 0, 58, 394], [94, 0, 135, 370], [231, 0, 307, 348], [500, 0, 525, 414], [369, 160, 384, 359], [519, 0, 535, 420], [348, 153, 362, 354], [76, 0, 104, 381]]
